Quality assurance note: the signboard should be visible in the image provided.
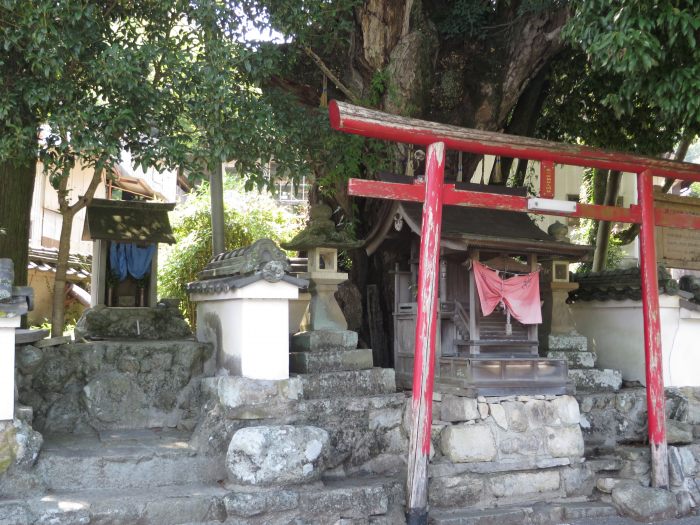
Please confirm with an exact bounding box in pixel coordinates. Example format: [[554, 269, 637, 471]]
[[655, 192, 700, 270]]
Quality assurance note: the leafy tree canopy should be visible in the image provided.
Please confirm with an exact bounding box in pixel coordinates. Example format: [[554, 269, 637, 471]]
[[0, 0, 306, 183], [566, 0, 700, 131]]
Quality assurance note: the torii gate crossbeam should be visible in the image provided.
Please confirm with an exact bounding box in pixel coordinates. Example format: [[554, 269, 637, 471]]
[[328, 100, 700, 524]]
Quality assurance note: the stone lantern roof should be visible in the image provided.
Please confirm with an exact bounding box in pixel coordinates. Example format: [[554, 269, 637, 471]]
[[281, 204, 363, 251]]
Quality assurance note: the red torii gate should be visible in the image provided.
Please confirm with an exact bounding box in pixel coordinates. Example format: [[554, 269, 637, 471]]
[[328, 100, 700, 524]]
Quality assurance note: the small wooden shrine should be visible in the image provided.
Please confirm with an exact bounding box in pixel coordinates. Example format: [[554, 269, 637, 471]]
[[82, 198, 175, 307], [365, 175, 591, 395]]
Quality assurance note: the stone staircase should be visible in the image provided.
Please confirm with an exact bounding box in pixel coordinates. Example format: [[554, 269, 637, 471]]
[[546, 333, 622, 392], [1, 318, 406, 524]]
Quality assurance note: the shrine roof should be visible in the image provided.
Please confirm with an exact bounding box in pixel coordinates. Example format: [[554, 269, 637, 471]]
[[568, 267, 681, 302], [82, 198, 176, 244], [365, 174, 592, 259]]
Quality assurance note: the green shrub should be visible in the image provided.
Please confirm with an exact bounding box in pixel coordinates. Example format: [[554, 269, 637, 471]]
[[158, 177, 304, 324]]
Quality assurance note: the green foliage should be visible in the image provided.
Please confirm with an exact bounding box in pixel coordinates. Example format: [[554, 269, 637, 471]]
[[0, 0, 308, 185], [566, 0, 700, 131], [537, 51, 682, 155], [158, 177, 304, 323]]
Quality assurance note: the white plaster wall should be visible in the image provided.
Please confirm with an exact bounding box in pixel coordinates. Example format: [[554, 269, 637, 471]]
[[192, 280, 299, 380], [570, 295, 700, 387], [0, 317, 20, 421]]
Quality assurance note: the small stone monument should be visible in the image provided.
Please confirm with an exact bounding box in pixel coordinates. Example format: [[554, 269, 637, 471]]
[[282, 203, 362, 351], [187, 239, 307, 380], [0, 259, 33, 421]]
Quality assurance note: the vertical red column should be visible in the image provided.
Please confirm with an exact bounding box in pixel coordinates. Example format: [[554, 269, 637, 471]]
[[406, 142, 446, 524], [637, 170, 669, 488]]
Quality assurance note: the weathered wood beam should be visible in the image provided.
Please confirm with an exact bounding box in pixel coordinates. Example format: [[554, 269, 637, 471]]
[[405, 142, 445, 525], [330, 100, 700, 182]]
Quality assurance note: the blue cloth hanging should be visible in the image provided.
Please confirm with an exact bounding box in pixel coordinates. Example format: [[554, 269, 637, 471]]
[[125, 243, 155, 280], [109, 243, 128, 282]]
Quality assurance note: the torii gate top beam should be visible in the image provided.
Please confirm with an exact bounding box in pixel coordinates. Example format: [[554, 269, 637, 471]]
[[329, 100, 700, 183]]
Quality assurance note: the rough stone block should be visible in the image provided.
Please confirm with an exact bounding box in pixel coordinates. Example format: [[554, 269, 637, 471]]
[[202, 376, 302, 410], [289, 348, 373, 373], [299, 368, 395, 399], [548, 334, 588, 352], [428, 474, 483, 508], [439, 424, 496, 463], [544, 425, 584, 458], [611, 483, 678, 522], [551, 396, 580, 425], [596, 477, 623, 494], [488, 470, 560, 498], [226, 425, 330, 486], [368, 408, 402, 431], [569, 368, 622, 391], [291, 330, 358, 353], [560, 464, 595, 497], [667, 419, 694, 445], [440, 395, 479, 422], [547, 350, 596, 369], [502, 402, 527, 432], [298, 481, 389, 519], [489, 404, 508, 430]]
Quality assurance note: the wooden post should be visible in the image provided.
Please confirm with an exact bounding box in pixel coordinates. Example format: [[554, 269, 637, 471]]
[[406, 142, 445, 524], [637, 170, 669, 488]]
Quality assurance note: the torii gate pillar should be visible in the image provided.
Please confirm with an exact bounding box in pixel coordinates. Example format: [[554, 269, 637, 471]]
[[405, 142, 445, 524]]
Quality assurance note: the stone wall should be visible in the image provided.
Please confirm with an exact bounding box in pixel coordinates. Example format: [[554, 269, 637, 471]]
[[15, 340, 214, 433], [428, 392, 588, 508]]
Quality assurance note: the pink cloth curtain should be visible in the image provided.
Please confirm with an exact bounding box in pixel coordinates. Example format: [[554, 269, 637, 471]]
[[472, 261, 542, 324]]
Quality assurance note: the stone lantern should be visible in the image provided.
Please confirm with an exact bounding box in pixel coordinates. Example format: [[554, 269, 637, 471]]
[[546, 222, 579, 335], [283, 204, 362, 333]]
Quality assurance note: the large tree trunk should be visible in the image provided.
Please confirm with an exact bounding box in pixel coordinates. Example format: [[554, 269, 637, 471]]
[[592, 170, 622, 272], [0, 158, 36, 289]]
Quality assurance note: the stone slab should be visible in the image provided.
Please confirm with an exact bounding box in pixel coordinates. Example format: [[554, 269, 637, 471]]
[[611, 483, 678, 522], [561, 501, 619, 519], [0, 483, 227, 525], [290, 330, 358, 353], [548, 334, 588, 352], [430, 506, 530, 525], [297, 368, 395, 399], [289, 348, 373, 373], [569, 368, 622, 391], [547, 350, 596, 369], [35, 431, 227, 492]]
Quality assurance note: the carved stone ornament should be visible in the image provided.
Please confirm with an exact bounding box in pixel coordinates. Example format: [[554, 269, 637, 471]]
[[262, 260, 285, 283]]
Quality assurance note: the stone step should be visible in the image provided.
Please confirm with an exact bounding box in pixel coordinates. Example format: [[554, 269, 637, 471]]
[[0, 483, 228, 525], [547, 350, 596, 369], [33, 429, 226, 493], [569, 368, 622, 391], [290, 348, 374, 373], [291, 330, 358, 353], [225, 475, 401, 523], [296, 368, 396, 399], [430, 501, 618, 525]]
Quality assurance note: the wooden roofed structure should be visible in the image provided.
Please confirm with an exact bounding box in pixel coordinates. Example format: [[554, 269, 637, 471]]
[[366, 174, 592, 395]]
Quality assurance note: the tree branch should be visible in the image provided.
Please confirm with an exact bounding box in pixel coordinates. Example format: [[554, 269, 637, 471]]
[[303, 46, 361, 105]]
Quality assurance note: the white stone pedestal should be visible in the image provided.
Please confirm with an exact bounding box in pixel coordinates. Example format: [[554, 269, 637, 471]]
[[0, 317, 20, 421], [191, 280, 300, 380]]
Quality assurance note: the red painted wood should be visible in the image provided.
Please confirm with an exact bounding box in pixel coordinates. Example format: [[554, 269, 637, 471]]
[[638, 170, 669, 488], [406, 142, 445, 519], [349, 179, 645, 224], [330, 100, 700, 182], [540, 161, 555, 199]]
